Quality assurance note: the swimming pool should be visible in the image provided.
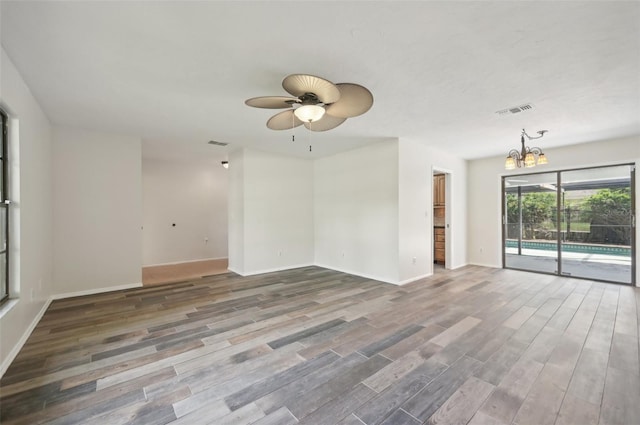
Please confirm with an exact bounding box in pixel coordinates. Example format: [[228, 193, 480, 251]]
[[505, 239, 631, 256]]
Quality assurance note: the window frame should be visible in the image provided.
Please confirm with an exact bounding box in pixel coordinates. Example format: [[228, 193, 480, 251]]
[[0, 109, 9, 303]]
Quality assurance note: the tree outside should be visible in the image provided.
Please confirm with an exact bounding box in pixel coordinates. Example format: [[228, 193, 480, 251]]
[[506, 192, 555, 239], [506, 187, 631, 245], [583, 188, 632, 244]]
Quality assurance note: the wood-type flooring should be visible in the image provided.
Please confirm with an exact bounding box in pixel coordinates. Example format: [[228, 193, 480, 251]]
[[1, 265, 639, 424], [142, 258, 229, 286]]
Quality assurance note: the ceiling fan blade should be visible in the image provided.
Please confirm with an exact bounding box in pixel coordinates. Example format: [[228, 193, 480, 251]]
[[282, 74, 341, 104], [245, 96, 298, 109], [304, 114, 346, 132], [267, 110, 304, 130], [324, 83, 374, 118]]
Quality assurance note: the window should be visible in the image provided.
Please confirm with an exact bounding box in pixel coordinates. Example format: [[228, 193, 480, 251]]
[[0, 109, 8, 303]]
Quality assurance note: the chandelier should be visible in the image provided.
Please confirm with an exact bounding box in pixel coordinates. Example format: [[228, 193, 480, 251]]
[[505, 129, 549, 170]]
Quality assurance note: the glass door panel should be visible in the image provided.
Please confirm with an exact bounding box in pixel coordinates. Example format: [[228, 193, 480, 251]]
[[504, 172, 559, 274], [559, 165, 634, 283]]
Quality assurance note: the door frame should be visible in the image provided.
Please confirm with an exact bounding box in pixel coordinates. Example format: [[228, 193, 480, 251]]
[[432, 166, 453, 272]]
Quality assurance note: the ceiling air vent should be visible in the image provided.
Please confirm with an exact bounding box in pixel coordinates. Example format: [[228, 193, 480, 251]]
[[208, 140, 228, 146], [496, 103, 534, 116]]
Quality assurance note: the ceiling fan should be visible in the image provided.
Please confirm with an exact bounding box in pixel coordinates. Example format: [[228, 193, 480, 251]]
[[245, 74, 374, 131]]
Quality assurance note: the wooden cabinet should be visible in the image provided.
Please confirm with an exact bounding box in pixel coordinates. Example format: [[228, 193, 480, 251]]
[[434, 227, 445, 264], [434, 174, 445, 206], [433, 173, 446, 264]]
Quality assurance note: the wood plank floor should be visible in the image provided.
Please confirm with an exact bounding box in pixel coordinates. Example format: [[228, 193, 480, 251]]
[[1, 265, 639, 424], [142, 258, 229, 286]]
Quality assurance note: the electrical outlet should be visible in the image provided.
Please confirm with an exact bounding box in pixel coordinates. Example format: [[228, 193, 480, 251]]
[[278, 250, 282, 257], [412, 257, 417, 265]]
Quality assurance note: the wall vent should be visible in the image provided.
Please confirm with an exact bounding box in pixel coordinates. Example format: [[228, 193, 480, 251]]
[[208, 140, 228, 146], [496, 103, 534, 116]]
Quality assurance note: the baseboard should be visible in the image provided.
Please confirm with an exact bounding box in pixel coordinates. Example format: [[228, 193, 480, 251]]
[[143, 257, 228, 268], [314, 263, 399, 285], [0, 296, 52, 378], [467, 262, 501, 269], [232, 263, 406, 286], [226, 267, 243, 276], [449, 263, 471, 270], [397, 272, 433, 286], [51, 282, 143, 300], [239, 263, 315, 277]]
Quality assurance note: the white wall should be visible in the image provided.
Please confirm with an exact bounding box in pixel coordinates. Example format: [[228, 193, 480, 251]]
[[312, 139, 468, 285], [314, 141, 400, 283], [0, 49, 53, 376], [229, 140, 468, 286], [228, 148, 314, 275], [467, 135, 640, 285], [142, 157, 227, 265], [52, 127, 142, 296], [227, 149, 245, 273], [398, 138, 468, 283]]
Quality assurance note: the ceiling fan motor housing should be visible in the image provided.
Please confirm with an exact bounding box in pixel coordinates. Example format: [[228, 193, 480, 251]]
[[298, 92, 322, 106]]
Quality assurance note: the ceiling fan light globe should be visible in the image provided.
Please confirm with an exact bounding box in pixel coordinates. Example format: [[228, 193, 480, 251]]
[[294, 104, 325, 123]]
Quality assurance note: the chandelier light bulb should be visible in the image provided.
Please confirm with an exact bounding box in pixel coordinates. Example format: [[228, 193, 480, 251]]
[[524, 152, 536, 167], [505, 157, 516, 170], [537, 153, 548, 165]]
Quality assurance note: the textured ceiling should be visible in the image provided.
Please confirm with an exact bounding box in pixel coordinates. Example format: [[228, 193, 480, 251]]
[[1, 1, 639, 161]]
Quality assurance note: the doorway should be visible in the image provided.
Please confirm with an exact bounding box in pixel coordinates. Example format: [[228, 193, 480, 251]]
[[141, 156, 229, 285], [502, 163, 636, 284], [433, 170, 450, 272]]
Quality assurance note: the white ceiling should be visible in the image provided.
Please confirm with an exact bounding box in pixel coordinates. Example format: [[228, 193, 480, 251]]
[[1, 1, 639, 161]]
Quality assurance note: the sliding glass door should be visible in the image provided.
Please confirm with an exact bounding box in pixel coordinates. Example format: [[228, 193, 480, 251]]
[[503, 164, 636, 285], [559, 165, 634, 283], [504, 172, 559, 274]]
